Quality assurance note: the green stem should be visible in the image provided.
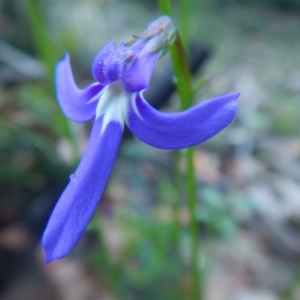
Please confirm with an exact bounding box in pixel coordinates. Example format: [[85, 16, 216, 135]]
[[26, 0, 79, 161], [186, 146, 201, 300], [158, 0, 193, 109], [157, 0, 173, 16], [26, 0, 56, 89], [281, 268, 300, 300], [172, 36, 193, 109], [178, 1, 190, 51], [158, 1, 201, 299], [171, 151, 184, 247]]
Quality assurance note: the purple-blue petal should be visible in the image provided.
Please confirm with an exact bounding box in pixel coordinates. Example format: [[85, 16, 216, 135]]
[[92, 40, 116, 84], [56, 53, 103, 122], [122, 43, 160, 93], [106, 46, 123, 82], [42, 117, 123, 263], [126, 92, 239, 149]]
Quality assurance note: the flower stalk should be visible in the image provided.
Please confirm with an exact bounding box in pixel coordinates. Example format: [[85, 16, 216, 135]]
[[158, 1, 201, 299]]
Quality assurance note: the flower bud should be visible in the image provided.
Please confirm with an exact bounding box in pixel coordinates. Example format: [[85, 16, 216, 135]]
[[126, 15, 176, 54]]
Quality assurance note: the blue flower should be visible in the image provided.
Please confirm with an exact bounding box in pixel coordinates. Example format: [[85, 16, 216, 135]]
[[42, 16, 239, 263]]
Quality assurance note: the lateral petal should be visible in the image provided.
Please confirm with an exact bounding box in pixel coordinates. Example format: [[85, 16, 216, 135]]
[[42, 117, 123, 262], [56, 53, 103, 122], [127, 92, 239, 149]]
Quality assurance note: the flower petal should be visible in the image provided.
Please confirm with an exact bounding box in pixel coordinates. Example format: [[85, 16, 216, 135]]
[[126, 92, 239, 149], [42, 117, 123, 263], [56, 53, 103, 122], [92, 40, 116, 84], [122, 42, 160, 93]]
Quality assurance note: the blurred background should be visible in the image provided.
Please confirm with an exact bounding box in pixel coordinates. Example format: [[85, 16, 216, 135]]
[[0, 0, 300, 299]]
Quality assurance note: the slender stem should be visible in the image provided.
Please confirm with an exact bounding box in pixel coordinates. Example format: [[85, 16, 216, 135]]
[[158, 1, 201, 299], [171, 151, 184, 246], [26, 0, 56, 89], [179, 1, 190, 51], [158, 0, 193, 109], [157, 0, 173, 16], [172, 36, 193, 109], [186, 147, 201, 300], [26, 0, 79, 161], [281, 268, 300, 300]]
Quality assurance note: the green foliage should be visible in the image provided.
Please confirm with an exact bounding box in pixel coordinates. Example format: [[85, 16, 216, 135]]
[[198, 187, 238, 239], [88, 206, 184, 300]]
